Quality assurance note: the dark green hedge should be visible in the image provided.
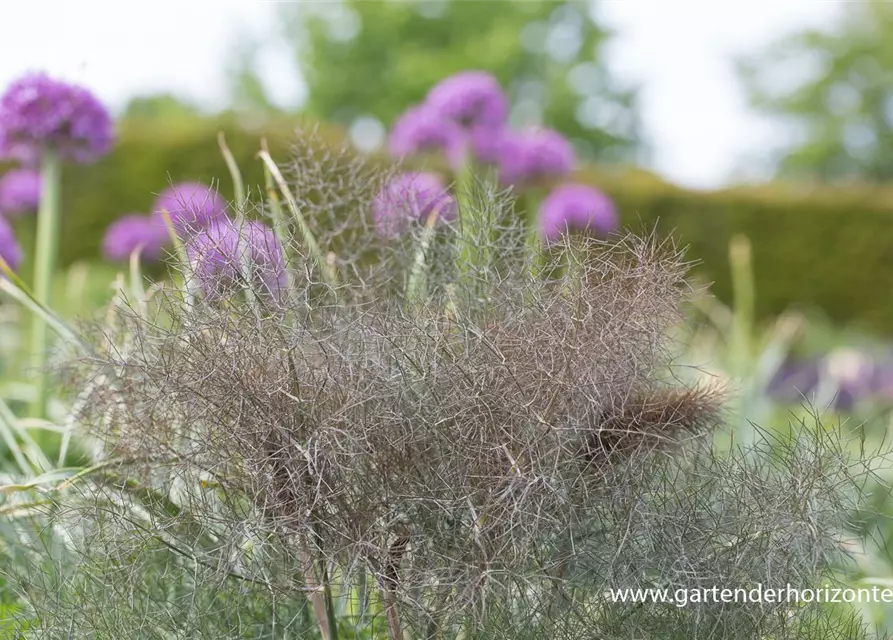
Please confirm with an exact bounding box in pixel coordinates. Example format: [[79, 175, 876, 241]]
[[7, 115, 893, 335], [583, 168, 893, 335]]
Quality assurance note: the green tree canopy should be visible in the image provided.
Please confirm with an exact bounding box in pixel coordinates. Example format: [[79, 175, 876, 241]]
[[276, 0, 643, 163], [739, 1, 893, 182]]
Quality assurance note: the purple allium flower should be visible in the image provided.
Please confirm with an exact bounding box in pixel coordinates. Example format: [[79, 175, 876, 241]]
[[426, 71, 509, 129], [102, 214, 170, 263], [538, 184, 618, 242], [497, 128, 576, 186], [0, 216, 22, 272], [767, 358, 821, 403], [151, 182, 227, 238], [388, 104, 466, 168], [0, 73, 113, 164], [469, 126, 508, 165], [870, 360, 893, 400], [820, 348, 875, 411], [372, 172, 457, 238], [0, 168, 41, 217], [187, 220, 286, 301]]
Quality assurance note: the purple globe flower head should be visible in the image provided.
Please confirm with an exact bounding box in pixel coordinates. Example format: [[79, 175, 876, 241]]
[[470, 125, 509, 165], [0, 73, 113, 164], [538, 183, 618, 243], [187, 219, 287, 301], [152, 182, 228, 238], [372, 172, 457, 238], [0, 216, 22, 272], [0, 168, 41, 217], [426, 71, 509, 129], [388, 104, 466, 169], [102, 214, 170, 263], [497, 128, 576, 186]]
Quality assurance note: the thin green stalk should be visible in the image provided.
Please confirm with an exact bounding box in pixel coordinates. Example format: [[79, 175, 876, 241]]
[[29, 150, 61, 419], [455, 158, 478, 279], [453, 157, 491, 312], [729, 234, 755, 376], [129, 247, 148, 318], [525, 188, 547, 279], [261, 138, 294, 293], [0, 264, 82, 349], [564, 237, 585, 298], [405, 207, 441, 307], [219, 133, 264, 311], [261, 140, 288, 244], [218, 132, 246, 211], [257, 150, 336, 290]]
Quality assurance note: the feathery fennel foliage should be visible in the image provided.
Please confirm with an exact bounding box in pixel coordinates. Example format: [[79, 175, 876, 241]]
[[0, 131, 885, 639]]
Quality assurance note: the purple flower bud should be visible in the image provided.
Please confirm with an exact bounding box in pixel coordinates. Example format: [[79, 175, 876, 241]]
[[0, 73, 113, 164], [102, 214, 170, 263], [0, 216, 22, 272], [427, 71, 508, 129], [187, 220, 286, 301], [388, 104, 466, 169], [151, 182, 228, 238], [0, 169, 41, 217], [372, 172, 456, 238], [538, 184, 618, 242], [497, 128, 576, 186]]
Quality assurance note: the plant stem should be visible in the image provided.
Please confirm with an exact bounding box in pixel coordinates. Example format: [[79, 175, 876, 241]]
[[257, 149, 337, 290], [453, 157, 492, 313], [218, 132, 245, 211], [729, 234, 754, 376], [29, 150, 61, 419], [297, 541, 336, 640], [525, 188, 546, 279], [405, 207, 441, 308]]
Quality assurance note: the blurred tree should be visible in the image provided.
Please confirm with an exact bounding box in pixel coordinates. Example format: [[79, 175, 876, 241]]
[[275, 0, 643, 162], [122, 94, 204, 121], [739, 1, 893, 182], [226, 35, 282, 117]]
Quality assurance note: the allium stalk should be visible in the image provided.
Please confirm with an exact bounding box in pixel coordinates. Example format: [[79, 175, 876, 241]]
[[218, 132, 245, 212], [260, 139, 293, 295], [29, 149, 60, 418], [0, 72, 112, 417], [404, 205, 442, 307], [258, 150, 337, 291], [454, 156, 490, 308], [525, 187, 548, 278]]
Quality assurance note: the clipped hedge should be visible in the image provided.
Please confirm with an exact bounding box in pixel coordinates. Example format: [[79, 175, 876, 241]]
[[583, 168, 893, 335], [7, 115, 893, 335]]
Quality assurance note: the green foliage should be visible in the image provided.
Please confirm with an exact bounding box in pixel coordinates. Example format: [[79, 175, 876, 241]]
[[276, 0, 642, 161], [122, 93, 206, 121], [738, 1, 893, 181]]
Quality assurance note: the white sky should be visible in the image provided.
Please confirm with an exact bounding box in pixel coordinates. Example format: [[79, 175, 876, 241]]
[[0, 0, 843, 189]]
